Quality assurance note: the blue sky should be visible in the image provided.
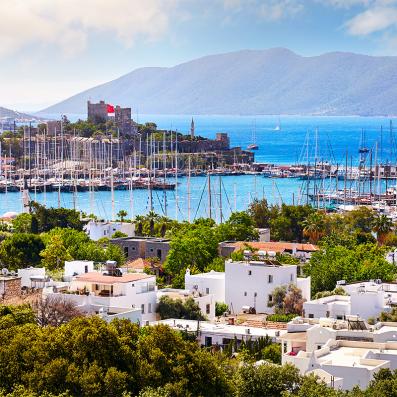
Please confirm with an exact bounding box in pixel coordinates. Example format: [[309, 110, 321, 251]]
[[1, 0, 397, 111]]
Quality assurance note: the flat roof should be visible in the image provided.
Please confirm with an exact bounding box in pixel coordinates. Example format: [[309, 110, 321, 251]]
[[155, 319, 286, 338], [318, 346, 389, 369], [280, 332, 307, 342], [74, 272, 153, 284], [188, 271, 225, 280]]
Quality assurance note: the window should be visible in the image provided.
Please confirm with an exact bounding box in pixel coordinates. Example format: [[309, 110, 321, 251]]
[[336, 315, 343, 320], [206, 304, 210, 314], [205, 287, 209, 294], [308, 313, 314, 318], [104, 230, 107, 235], [150, 248, 154, 252], [148, 303, 152, 313], [157, 249, 162, 260], [248, 270, 252, 276], [132, 247, 136, 251], [244, 291, 247, 296], [124, 247, 129, 257], [84, 265, 88, 273], [290, 274, 293, 282], [95, 284, 99, 291], [268, 275, 273, 283], [254, 292, 257, 297], [141, 304, 145, 314], [268, 294, 273, 303], [283, 342, 288, 353]]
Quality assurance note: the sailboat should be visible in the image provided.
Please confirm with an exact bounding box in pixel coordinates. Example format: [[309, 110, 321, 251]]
[[274, 117, 281, 131], [247, 120, 259, 150]]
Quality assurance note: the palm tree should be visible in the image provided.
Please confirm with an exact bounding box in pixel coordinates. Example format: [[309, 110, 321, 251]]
[[372, 214, 393, 245], [302, 212, 325, 244], [147, 211, 160, 236], [134, 215, 145, 236], [117, 210, 128, 222]]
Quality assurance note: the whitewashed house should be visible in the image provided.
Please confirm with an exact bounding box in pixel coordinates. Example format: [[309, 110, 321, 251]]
[[155, 318, 286, 347], [225, 259, 302, 314], [183, 259, 310, 315], [184, 269, 226, 303], [280, 316, 397, 390], [18, 267, 48, 288], [303, 280, 397, 321], [44, 268, 157, 324], [64, 260, 94, 280], [84, 220, 135, 241]]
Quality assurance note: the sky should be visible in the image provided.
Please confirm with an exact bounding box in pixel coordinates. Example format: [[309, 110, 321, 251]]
[[1, 0, 397, 111]]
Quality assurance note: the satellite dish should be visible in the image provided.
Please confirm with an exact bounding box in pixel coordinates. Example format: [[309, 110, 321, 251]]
[[1, 268, 8, 276]]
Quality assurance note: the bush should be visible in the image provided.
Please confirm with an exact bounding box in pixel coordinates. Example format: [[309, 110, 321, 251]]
[[215, 302, 229, 317], [266, 313, 297, 323]]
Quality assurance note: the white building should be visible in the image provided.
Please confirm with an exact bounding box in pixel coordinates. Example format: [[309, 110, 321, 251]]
[[225, 259, 301, 314], [84, 220, 135, 241], [44, 271, 157, 323], [64, 260, 94, 279], [183, 260, 310, 315], [184, 269, 225, 303], [281, 316, 397, 390], [155, 318, 286, 347], [303, 280, 397, 321], [157, 288, 216, 320], [17, 267, 48, 288]]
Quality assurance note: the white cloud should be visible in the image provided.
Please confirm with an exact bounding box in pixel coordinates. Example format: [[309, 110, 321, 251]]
[[346, 6, 397, 35], [0, 0, 180, 57], [259, 0, 304, 21]]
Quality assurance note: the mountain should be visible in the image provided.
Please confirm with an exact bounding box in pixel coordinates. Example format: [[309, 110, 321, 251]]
[[40, 48, 397, 116], [0, 106, 40, 120]]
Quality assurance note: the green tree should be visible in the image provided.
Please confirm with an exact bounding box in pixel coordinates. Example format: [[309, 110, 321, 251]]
[[372, 214, 393, 245], [0, 233, 44, 269], [215, 302, 229, 317], [12, 213, 33, 233], [117, 210, 128, 222], [247, 198, 271, 228], [302, 211, 326, 244], [306, 243, 396, 294], [157, 296, 205, 320], [234, 363, 301, 397], [40, 235, 72, 271]]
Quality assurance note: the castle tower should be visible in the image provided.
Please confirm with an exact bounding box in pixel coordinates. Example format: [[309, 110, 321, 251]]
[[190, 117, 195, 139]]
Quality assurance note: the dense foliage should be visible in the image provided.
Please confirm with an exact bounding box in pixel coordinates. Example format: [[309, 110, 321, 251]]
[[157, 296, 206, 320]]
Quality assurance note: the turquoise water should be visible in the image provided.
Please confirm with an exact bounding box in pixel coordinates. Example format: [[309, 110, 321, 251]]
[[2, 115, 396, 220]]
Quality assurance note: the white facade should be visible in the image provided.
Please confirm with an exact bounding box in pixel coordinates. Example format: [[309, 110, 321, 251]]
[[84, 220, 135, 241], [45, 271, 157, 323], [17, 267, 47, 288], [225, 260, 298, 314], [281, 317, 397, 390], [64, 260, 94, 279], [184, 269, 226, 303], [155, 318, 285, 347], [157, 288, 216, 320]]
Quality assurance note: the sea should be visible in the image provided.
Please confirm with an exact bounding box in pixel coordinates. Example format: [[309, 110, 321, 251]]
[[1, 115, 396, 221]]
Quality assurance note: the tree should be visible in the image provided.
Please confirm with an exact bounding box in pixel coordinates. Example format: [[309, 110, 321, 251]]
[[12, 213, 33, 233], [268, 285, 287, 313], [34, 296, 83, 326], [112, 231, 128, 238], [30, 202, 83, 232], [268, 284, 304, 315], [247, 198, 271, 228], [234, 363, 301, 397], [117, 210, 128, 222], [40, 235, 72, 271], [216, 211, 259, 242], [215, 302, 229, 317], [157, 296, 205, 320], [302, 212, 326, 243], [372, 215, 393, 245], [283, 284, 304, 315], [305, 243, 397, 294], [0, 233, 44, 269], [261, 344, 281, 364]]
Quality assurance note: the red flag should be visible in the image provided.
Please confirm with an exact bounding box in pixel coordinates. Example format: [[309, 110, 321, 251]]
[[107, 104, 115, 114]]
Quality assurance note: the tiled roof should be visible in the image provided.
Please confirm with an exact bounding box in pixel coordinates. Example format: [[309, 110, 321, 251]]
[[74, 272, 152, 284], [228, 241, 318, 252]]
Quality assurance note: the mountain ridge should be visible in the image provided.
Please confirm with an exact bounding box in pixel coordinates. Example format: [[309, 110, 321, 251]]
[[39, 48, 397, 116]]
